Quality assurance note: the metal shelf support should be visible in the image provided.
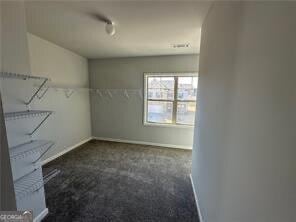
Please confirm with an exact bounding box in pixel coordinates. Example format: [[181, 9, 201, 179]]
[[29, 112, 52, 136], [33, 142, 55, 163], [25, 78, 48, 105], [43, 169, 61, 185], [37, 86, 49, 100]]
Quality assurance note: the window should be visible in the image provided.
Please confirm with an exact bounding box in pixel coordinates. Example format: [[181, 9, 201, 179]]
[[144, 73, 198, 126]]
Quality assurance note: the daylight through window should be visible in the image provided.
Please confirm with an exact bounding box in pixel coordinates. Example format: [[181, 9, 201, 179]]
[[144, 73, 198, 126]]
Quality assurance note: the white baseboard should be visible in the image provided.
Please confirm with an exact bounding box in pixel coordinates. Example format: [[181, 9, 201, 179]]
[[190, 174, 204, 222], [92, 136, 192, 150], [41, 137, 92, 165], [34, 208, 48, 222], [41, 136, 190, 166]]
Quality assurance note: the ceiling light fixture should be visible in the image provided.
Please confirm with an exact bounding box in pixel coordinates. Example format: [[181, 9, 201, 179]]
[[105, 22, 116, 36], [93, 13, 116, 36]]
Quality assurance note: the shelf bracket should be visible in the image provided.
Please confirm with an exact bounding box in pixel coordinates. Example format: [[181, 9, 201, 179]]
[[43, 169, 60, 185], [28, 112, 52, 136], [33, 142, 55, 163], [25, 78, 48, 105], [37, 86, 49, 100]]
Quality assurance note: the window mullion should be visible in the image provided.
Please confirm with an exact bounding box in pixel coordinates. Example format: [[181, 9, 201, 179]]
[[172, 76, 178, 124]]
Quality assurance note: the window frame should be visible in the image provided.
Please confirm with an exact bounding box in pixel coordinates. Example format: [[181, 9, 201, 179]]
[[143, 72, 198, 128]]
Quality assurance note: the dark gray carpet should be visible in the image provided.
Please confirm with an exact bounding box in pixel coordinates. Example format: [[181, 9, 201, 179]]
[[42, 140, 199, 222]]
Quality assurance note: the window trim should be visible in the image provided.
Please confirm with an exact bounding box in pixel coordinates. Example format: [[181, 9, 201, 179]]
[[143, 72, 198, 128]]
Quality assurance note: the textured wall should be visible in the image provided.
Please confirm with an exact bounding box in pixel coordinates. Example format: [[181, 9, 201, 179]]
[[27, 33, 91, 161], [0, 0, 30, 211], [0, 2, 91, 214], [192, 2, 296, 222], [0, 0, 17, 209], [89, 55, 198, 148]]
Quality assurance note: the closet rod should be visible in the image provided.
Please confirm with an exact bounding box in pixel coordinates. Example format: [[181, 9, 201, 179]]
[[34, 84, 142, 91]]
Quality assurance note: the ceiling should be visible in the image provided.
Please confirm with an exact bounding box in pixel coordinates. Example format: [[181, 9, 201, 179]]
[[25, 1, 212, 59]]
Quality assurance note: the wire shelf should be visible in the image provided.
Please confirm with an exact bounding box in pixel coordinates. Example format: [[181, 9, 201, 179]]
[[0, 72, 49, 81], [10, 140, 55, 162], [4, 110, 53, 135], [14, 170, 44, 200], [0, 72, 50, 105], [33, 83, 143, 99], [4, 110, 52, 120]]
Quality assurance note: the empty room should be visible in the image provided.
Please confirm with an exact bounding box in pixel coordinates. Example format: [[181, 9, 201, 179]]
[[1, 1, 295, 222]]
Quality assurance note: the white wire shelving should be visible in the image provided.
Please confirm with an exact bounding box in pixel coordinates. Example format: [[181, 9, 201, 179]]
[[0, 72, 48, 81], [4, 110, 53, 135], [33, 82, 143, 98], [14, 170, 44, 200], [0, 72, 50, 105], [2, 71, 56, 216], [10, 140, 55, 162], [2, 72, 144, 100], [14, 168, 60, 200], [4, 110, 52, 120], [35, 84, 90, 99], [91, 89, 143, 99]]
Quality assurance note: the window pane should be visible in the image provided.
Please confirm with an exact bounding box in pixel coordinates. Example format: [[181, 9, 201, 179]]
[[148, 88, 174, 100], [147, 101, 173, 124], [159, 77, 174, 89], [148, 77, 161, 88], [177, 77, 198, 100], [176, 102, 196, 125], [148, 76, 174, 100]]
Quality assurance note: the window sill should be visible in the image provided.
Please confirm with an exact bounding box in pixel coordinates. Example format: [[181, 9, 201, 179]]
[[143, 122, 194, 129]]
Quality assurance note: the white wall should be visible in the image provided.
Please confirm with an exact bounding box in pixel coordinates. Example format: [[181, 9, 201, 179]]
[[89, 55, 198, 148], [191, 2, 241, 221], [1, 1, 31, 75], [27, 33, 91, 161], [192, 2, 296, 222], [0, 1, 17, 210], [0, 1, 91, 214], [0, 0, 47, 215]]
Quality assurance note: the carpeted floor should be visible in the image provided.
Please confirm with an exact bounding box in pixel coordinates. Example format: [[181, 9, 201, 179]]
[[42, 140, 199, 222]]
